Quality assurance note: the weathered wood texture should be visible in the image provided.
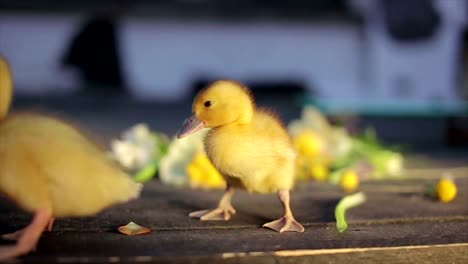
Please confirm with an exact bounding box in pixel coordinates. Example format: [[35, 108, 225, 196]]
[[0, 175, 467, 263], [1, 96, 467, 263]]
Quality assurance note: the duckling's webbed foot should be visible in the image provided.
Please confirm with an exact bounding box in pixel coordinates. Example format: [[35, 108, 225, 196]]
[[263, 190, 305, 233], [1, 228, 26, 241], [263, 216, 304, 233], [189, 186, 236, 221], [0, 208, 52, 261], [189, 206, 236, 220]]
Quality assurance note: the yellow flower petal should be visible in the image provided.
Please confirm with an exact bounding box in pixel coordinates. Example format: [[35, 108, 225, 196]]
[[187, 153, 225, 189], [341, 170, 359, 193], [294, 131, 325, 158], [187, 163, 203, 187], [193, 153, 212, 168], [118, 222, 151, 236], [310, 163, 329, 182], [436, 177, 457, 203]]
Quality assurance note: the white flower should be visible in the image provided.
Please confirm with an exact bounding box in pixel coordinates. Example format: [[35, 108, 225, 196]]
[[385, 152, 404, 177], [329, 128, 353, 159], [159, 129, 208, 187], [288, 107, 332, 138], [111, 124, 157, 171]]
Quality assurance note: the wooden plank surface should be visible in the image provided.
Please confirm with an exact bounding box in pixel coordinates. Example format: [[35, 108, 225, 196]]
[[0, 175, 467, 263]]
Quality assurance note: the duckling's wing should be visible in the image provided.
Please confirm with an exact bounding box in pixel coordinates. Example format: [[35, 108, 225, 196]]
[[207, 112, 296, 193], [222, 139, 296, 194], [0, 114, 141, 217]]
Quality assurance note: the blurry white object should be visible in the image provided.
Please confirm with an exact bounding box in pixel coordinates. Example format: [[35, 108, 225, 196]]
[[119, 21, 361, 100], [111, 123, 157, 171], [159, 130, 207, 187], [0, 14, 82, 94], [349, 0, 467, 103]]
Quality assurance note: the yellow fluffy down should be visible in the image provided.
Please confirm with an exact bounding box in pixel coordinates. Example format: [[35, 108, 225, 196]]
[[0, 114, 142, 217], [206, 110, 297, 194], [188, 80, 297, 194]]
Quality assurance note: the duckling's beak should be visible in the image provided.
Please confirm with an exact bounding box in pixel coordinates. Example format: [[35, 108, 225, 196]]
[[177, 114, 206, 138]]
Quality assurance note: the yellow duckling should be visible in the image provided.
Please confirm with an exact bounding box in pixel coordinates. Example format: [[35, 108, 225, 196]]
[[177, 80, 304, 233], [0, 56, 141, 260]]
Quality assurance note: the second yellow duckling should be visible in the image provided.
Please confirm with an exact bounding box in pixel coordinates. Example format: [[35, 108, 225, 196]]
[[177, 80, 304, 233], [0, 56, 141, 260]]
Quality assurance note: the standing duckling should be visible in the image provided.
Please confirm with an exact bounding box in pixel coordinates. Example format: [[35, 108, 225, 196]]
[[178, 80, 304, 233], [0, 56, 141, 260]]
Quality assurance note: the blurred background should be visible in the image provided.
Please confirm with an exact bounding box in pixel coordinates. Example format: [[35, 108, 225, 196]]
[[1, 0, 467, 150]]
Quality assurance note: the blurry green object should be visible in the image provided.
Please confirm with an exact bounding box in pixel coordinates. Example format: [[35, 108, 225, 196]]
[[136, 132, 170, 183], [134, 162, 159, 183], [335, 192, 366, 233], [289, 106, 404, 184], [332, 128, 404, 182], [425, 182, 437, 198], [110, 124, 170, 183]]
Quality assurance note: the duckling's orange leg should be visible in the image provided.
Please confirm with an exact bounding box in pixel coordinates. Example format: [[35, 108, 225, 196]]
[[263, 190, 304, 233], [2, 216, 54, 241], [189, 186, 236, 220], [0, 208, 52, 260]]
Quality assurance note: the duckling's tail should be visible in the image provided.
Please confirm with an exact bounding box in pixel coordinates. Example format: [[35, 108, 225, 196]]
[[0, 55, 13, 120]]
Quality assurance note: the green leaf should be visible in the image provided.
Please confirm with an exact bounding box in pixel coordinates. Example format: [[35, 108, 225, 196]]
[[153, 133, 170, 157], [134, 163, 158, 183]]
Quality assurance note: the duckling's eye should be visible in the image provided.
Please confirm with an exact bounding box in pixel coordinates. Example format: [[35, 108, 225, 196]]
[[204, 101, 212, 107]]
